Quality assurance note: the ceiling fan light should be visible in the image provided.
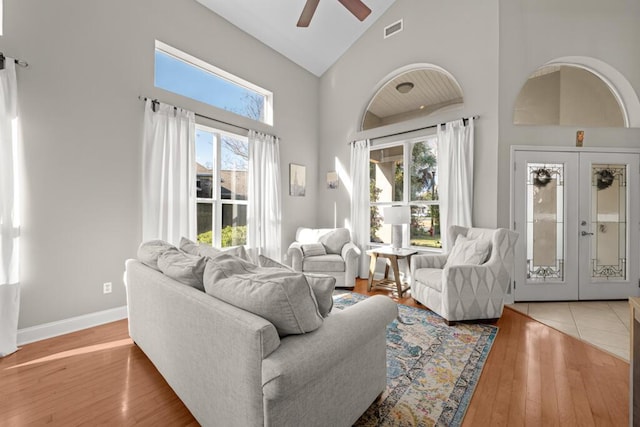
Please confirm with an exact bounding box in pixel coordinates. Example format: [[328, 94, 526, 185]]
[[396, 82, 414, 94]]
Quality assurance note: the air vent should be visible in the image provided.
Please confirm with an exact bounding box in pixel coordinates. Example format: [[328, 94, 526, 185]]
[[384, 19, 403, 39]]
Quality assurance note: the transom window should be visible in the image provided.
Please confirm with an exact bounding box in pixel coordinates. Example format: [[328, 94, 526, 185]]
[[155, 40, 273, 125], [196, 125, 248, 248], [370, 136, 441, 249]]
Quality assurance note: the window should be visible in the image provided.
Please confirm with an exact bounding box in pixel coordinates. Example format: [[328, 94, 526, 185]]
[[196, 125, 248, 248], [370, 136, 441, 249], [154, 41, 273, 125]]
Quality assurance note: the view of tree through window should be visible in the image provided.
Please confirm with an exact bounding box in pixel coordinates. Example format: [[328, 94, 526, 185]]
[[196, 126, 248, 248], [369, 137, 441, 249]]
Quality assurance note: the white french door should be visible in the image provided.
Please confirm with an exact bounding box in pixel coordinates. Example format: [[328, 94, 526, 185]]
[[513, 149, 640, 301]]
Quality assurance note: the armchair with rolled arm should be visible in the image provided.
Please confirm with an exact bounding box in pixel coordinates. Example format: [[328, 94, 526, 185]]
[[411, 225, 518, 325], [287, 227, 361, 288]]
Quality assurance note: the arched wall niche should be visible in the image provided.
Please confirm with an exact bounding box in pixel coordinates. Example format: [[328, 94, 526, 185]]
[[360, 63, 464, 132], [513, 56, 640, 127]]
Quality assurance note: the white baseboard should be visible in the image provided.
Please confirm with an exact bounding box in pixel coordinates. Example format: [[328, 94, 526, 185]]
[[17, 306, 128, 346]]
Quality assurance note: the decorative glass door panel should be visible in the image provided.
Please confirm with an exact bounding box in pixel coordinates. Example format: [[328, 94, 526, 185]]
[[527, 163, 565, 281], [579, 153, 639, 300], [515, 150, 640, 301]]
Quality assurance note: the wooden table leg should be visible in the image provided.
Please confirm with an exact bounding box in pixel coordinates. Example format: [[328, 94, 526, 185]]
[[368, 253, 377, 291], [389, 255, 403, 296]]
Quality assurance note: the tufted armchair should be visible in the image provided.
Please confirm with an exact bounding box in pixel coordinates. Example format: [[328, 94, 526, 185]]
[[411, 225, 518, 325], [287, 227, 361, 288]]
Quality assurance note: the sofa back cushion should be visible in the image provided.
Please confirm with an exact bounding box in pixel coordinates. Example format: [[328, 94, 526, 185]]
[[157, 248, 207, 291], [138, 240, 177, 271], [203, 254, 323, 336], [318, 228, 350, 254]]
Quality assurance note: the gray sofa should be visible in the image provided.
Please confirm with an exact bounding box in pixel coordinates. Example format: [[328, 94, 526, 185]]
[[287, 227, 361, 288], [125, 252, 397, 426]]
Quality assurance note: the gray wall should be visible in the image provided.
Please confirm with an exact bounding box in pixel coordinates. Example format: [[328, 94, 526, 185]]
[[2, 0, 319, 328], [318, 0, 500, 231], [498, 0, 640, 227]]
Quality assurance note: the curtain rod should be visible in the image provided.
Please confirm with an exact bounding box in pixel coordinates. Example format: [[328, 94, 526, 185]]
[[351, 115, 480, 144], [138, 96, 277, 138], [0, 53, 29, 68]]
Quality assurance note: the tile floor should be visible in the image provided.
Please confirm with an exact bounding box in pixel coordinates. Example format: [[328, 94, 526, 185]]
[[506, 300, 630, 361]]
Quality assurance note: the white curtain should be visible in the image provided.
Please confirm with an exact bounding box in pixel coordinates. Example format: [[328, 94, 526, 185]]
[[437, 117, 474, 251], [0, 60, 20, 357], [142, 100, 196, 245], [350, 139, 370, 277], [247, 130, 281, 261]]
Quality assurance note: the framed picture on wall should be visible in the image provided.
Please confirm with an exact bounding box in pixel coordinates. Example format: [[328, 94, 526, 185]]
[[289, 163, 306, 196], [327, 171, 339, 189]]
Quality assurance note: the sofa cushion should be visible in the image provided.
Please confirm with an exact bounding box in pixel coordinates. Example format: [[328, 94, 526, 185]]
[[157, 248, 206, 291], [318, 228, 350, 254], [301, 243, 327, 257], [203, 254, 323, 336], [138, 240, 176, 271], [258, 255, 334, 317], [180, 236, 251, 262], [302, 274, 335, 317], [302, 254, 345, 272], [447, 235, 491, 267], [413, 267, 444, 292]]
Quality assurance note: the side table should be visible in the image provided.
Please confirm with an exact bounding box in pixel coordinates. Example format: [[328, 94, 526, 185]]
[[366, 247, 417, 297]]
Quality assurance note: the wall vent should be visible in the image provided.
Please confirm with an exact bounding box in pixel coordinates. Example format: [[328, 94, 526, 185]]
[[384, 19, 403, 39]]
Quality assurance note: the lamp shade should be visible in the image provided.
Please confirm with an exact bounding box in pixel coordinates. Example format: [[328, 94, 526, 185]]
[[384, 206, 411, 225]]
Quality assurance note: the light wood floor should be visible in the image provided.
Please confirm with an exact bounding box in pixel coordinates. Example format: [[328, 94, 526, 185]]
[[0, 279, 629, 426]]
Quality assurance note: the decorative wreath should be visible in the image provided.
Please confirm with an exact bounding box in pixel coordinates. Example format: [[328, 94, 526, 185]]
[[596, 169, 615, 190], [533, 168, 552, 187]]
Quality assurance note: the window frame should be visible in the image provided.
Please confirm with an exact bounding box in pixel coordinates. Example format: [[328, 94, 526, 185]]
[[155, 40, 274, 126], [196, 123, 249, 248], [369, 134, 442, 252]]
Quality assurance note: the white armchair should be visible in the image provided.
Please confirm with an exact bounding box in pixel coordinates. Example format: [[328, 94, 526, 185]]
[[411, 225, 518, 325], [287, 227, 361, 288]]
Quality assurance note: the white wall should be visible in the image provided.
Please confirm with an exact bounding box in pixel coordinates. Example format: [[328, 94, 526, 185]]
[[2, 0, 319, 328], [498, 0, 640, 227], [318, 0, 500, 233]]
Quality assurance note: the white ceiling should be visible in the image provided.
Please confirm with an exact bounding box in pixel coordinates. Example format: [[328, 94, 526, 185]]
[[195, 0, 397, 77]]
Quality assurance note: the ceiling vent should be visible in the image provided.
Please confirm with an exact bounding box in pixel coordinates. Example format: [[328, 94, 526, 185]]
[[384, 19, 403, 39]]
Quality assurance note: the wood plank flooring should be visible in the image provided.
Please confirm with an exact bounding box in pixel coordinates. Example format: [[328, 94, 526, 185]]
[[0, 279, 629, 426]]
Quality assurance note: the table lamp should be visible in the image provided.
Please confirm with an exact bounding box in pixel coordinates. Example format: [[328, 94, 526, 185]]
[[384, 206, 411, 249]]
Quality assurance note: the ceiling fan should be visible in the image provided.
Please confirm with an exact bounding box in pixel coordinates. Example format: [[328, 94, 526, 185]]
[[297, 0, 372, 27]]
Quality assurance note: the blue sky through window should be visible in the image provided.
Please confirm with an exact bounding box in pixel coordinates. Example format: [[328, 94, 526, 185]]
[[155, 50, 265, 122]]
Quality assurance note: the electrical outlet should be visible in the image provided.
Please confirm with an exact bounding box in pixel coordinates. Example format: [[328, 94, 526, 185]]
[[103, 282, 112, 294]]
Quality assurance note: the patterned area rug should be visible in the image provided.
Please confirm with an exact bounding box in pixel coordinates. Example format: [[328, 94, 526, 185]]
[[333, 293, 497, 427]]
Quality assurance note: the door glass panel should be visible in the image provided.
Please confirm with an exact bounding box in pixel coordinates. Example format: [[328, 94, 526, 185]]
[[527, 163, 565, 281], [591, 164, 627, 279]]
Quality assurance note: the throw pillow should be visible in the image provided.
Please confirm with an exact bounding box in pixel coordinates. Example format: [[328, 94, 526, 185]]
[[447, 235, 491, 267], [203, 254, 323, 336], [318, 228, 350, 254], [301, 242, 327, 257], [157, 248, 207, 291], [304, 274, 336, 317], [179, 236, 252, 262], [179, 237, 200, 256], [258, 255, 334, 317], [138, 240, 177, 271]]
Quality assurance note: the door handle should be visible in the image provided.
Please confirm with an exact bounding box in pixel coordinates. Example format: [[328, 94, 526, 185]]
[[581, 231, 594, 236]]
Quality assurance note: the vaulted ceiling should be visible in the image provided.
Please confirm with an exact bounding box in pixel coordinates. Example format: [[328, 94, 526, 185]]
[[194, 0, 397, 77]]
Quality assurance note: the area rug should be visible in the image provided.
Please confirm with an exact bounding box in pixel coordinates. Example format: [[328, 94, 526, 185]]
[[333, 292, 497, 427]]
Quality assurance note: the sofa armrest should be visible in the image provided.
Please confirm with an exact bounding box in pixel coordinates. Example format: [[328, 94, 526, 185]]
[[287, 242, 304, 271], [341, 242, 361, 287], [261, 295, 397, 399], [411, 253, 448, 275]]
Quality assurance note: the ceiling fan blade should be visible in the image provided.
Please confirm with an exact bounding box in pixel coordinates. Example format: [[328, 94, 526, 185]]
[[338, 0, 372, 21], [297, 0, 321, 27]]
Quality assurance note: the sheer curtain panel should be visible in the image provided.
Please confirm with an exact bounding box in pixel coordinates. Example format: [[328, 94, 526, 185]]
[[142, 100, 196, 245], [247, 130, 281, 261], [437, 118, 474, 251], [350, 139, 370, 277], [0, 60, 20, 357]]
